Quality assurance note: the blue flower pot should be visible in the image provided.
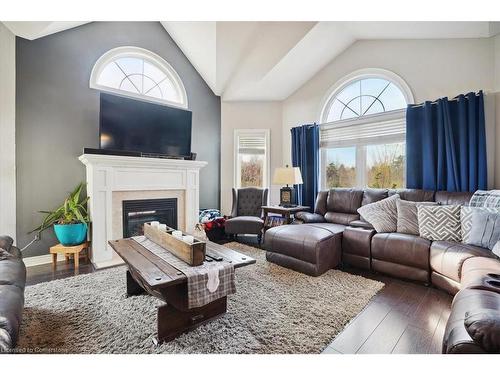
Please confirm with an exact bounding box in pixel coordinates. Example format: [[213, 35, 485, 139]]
[[53, 223, 88, 246]]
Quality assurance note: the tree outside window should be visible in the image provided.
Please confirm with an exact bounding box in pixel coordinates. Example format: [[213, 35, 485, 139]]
[[240, 155, 264, 187], [366, 143, 405, 189]]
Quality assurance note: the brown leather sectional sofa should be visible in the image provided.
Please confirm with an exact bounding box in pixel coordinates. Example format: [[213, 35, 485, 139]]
[[263, 188, 500, 354], [0, 235, 26, 353]]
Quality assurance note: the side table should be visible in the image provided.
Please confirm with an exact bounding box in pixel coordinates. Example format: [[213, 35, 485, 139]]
[[49, 242, 91, 273], [261, 205, 310, 233]]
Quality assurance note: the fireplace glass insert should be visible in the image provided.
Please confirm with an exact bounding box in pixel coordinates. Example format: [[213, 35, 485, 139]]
[[122, 198, 178, 237]]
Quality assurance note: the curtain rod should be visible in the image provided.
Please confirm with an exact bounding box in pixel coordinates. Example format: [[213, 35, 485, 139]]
[[409, 91, 483, 108]]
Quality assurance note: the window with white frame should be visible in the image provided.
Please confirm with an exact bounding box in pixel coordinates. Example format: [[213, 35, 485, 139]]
[[234, 129, 270, 189], [90, 46, 188, 108], [320, 69, 413, 189]]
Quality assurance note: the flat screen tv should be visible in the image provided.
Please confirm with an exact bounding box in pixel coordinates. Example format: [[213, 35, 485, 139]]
[[99, 93, 192, 157]]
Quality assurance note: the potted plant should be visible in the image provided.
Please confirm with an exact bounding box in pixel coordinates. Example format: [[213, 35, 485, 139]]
[[32, 183, 90, 246]]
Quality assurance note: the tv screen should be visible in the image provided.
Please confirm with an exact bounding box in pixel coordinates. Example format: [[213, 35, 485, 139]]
[[99, 93, 192, 157]]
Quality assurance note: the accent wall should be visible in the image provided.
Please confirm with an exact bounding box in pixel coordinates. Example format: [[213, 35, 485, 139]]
[[16, 22, 221, 258]]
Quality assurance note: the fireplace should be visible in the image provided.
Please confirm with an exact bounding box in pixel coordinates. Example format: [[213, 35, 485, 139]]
[[122, 198, 178, 238], [79, 153, 206, 269]]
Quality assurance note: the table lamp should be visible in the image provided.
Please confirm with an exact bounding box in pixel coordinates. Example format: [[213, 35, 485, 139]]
[[273, 165, 303, 207]]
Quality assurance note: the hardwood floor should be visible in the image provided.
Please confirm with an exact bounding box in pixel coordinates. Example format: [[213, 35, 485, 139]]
[[323, 267, 452, 354], [25, 235, 453, 354], [26, 259, 95, 286]]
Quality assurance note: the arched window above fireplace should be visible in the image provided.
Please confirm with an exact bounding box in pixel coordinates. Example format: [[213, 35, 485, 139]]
[[90, 46, 188, 108]]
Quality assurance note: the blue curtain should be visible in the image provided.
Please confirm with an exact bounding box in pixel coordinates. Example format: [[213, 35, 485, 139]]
[[406, 91, 487, 192], [291, 124, 320, 207]]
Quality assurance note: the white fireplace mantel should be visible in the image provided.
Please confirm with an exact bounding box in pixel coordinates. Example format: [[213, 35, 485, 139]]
[[79, 154, 207, 269]]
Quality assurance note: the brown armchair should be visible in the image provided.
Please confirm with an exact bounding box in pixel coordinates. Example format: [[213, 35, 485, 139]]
[[225, 187, 269, 243]]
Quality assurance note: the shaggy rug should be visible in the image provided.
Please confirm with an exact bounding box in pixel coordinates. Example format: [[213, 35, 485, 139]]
[[18, 242, 384, 354]]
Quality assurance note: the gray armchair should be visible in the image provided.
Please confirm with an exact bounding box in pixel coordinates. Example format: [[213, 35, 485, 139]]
[[225, 187, 269, 243]]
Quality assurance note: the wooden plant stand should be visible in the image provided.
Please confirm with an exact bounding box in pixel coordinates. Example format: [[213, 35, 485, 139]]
[[49, 242, 90, 273]]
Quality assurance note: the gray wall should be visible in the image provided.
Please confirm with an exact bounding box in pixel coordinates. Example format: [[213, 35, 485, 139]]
[[16, 22, 221, 257]]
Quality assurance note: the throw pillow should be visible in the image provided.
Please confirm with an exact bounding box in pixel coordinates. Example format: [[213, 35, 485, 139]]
[[357, 194, 400, 233], [493, 241, 500, 258], [461, 206, 499, 243], [466, 211, 500, 250], [396, 200, 437, 235], [417, 205, 462, 242]]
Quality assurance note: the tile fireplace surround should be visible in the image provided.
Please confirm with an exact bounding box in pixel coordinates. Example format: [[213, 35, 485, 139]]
[[79, 154, 207, 269]]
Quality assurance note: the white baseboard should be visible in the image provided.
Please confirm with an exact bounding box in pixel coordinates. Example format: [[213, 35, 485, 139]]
[[92, 257, 125, 269], [23, 253, 66, 268], [24, 253, 125, 269]]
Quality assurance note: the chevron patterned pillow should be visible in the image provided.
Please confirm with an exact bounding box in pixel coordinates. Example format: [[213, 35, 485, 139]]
[[418, 205, 462, 242], [396, 199, 437, 235], [461, 206, 500, 243], [357, 194, 400, 233]]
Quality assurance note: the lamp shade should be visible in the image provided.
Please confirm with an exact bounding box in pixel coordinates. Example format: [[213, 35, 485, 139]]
[[273, 166, 303, 185]]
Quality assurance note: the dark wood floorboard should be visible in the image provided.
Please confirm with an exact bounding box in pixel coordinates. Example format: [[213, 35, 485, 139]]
[[428, 306, 452, 354], [324, 268, 453, 354], [25, 236, 453, 354], [356, 309, 410, 354], [26, 260, 95, 286], [328, 301, 391, 353], [391, 324, 435, 354]]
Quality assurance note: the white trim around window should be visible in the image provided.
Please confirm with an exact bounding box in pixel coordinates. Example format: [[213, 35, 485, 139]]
[[318, 68, 414, 123], [318, 68, 412, 190], [89, 46, 188, 109], [233, 129, 271, 190]]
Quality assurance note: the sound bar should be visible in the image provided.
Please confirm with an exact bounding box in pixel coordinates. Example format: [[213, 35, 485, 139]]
[[83, 148, 196, 160]]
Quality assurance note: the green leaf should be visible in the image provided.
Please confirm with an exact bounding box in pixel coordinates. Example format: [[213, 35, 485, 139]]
[[31, 182, 90, 233]]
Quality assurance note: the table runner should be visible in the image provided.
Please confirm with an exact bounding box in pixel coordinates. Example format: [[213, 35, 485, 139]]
[[132, 236, 235, 308]]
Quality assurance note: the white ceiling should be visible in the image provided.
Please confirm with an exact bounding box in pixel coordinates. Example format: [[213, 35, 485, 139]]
[[4, 21, 499, 101], [2, 21, 89, 40], [163, 21, 499, 101]]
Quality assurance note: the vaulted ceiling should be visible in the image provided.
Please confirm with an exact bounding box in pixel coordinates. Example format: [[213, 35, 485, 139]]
[[2, 21, 89, 40], [162, 21, 498, 101], [4, 21, 500, 101]]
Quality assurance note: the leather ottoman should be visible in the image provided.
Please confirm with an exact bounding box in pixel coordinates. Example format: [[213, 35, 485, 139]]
[[264, 223, 344, 276]]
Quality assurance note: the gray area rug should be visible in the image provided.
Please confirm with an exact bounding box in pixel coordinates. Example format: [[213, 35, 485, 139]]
[[18, 242, 384, 354]]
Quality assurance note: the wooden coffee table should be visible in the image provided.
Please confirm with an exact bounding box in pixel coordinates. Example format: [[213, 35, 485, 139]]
[[108, 238, 255, 343]]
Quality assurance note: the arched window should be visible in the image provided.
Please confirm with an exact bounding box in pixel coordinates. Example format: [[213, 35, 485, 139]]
[[321, 69, 413, 123], [90, 46, 188, 108], [323, 77, 408, 122], [319, 69, 413, 190]]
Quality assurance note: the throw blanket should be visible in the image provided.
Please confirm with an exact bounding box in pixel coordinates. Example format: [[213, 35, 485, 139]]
[[470, 190, 500, 208], [132, 236, 235, 308]]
